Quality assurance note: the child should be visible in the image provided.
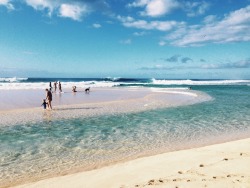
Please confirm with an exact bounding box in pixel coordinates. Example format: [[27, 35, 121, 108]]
[[41, 99, 48, 109]]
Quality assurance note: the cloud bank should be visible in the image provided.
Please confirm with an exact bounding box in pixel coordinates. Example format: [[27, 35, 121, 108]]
[[125, 2, 250, 47], [140, 58, 250, 71], [1, 1, 250, 47], [165, 5, 250, 46], [201, 59, 250, 69]]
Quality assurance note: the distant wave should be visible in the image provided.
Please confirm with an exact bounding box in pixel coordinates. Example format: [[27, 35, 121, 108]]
[[151, 79, 250, 85], [0, 77, 28, 83], [104, 77, 150, 83], [0, 81, 120, 90], [0, 77, 250, 90]]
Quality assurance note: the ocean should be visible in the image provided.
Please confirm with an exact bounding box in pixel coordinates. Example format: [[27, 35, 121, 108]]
[[0, 77, 250, 186], [0, 77, 250, 89]]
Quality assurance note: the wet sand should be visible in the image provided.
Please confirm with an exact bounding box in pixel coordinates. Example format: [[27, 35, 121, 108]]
[[0, 87, 210, 126], [0, 87, 151, 111]]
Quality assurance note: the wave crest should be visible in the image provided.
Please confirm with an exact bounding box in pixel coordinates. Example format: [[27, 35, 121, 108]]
[[152, 79, 250, 85], [0, 77, 28, 83]]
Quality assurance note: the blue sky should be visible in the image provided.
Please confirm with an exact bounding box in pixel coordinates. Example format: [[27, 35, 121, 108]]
[[0, 0, 250, 78]]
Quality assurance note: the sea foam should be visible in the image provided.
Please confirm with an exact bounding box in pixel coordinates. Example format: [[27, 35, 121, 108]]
[[151, 78, 250, 85], [0, 77, 28, 83], [0, 81, 120, 90], [0, 77, 250, 90]]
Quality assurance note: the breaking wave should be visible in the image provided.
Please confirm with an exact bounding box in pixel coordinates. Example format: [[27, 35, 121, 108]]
[[0, 77, 249, 90]]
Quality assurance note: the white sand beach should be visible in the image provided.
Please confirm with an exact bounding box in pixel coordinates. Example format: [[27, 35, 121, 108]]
[[13, 138, 250, 188]]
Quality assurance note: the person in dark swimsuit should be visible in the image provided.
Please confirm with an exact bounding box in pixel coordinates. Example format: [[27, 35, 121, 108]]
[[54, 81, 57, 92], [45, 89, 53, 110], [58, 82, 62, 92], [49, 82, 52, 92]]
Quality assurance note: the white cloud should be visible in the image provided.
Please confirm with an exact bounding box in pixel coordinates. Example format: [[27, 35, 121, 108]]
[[203, 15, 217, 24], [117, 15, 135, 22], [165, 5, 250, 46], [25, 0, 54, 16], [0, 0, 14, 10], [0, 0, 8, 3], [183, 1, 210, 17], [128, 0, 150, 8], [118, 15, 184, 31], [23, 0, 104, 21], [93, 23, 102, 28], [145, 0, 179, 17], [59, 4, 88, 21], [125, 20, 176, 31], [128, 0, 179, 17]]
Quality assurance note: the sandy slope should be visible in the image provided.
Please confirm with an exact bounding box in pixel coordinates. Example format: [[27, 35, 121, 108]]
[[13, 138, 250, 188]]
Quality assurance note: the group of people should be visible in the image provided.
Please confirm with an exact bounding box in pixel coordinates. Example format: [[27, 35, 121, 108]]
[[42, 88, 53, 110], [49, 81, 62, 93], [42, 82, 90, 110], [42, 81, 61, 110]]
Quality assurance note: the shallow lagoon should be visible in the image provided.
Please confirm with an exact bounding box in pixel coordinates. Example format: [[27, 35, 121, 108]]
[[0, 85, 250, 187]]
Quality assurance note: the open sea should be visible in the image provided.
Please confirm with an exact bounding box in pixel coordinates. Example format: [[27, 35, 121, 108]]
[[0, 77, 250, 187]]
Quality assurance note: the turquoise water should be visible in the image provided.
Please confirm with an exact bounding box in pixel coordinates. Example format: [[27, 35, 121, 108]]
[[0, 85, 250, 186]]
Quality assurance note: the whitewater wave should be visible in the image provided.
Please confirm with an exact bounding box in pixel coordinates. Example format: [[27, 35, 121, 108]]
[[0, 77, 28, 83], [0, 81, 120, 90], [151, 79, 250, 85], [0, 77, 250, 90], [104, 77, 147, 82]]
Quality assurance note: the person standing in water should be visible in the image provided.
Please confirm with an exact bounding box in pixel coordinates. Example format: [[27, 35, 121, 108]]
[[45, 89, 53, 110], [49, 82, 52, 92], [58, 82, 62, 92], [54, 81, 57, 92]]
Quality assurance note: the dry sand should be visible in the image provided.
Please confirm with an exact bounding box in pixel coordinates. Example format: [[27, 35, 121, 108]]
[[13, 138, 250, 188]]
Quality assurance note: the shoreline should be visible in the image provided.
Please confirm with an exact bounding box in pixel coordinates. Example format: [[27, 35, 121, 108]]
[[12, 137, 250, 188]]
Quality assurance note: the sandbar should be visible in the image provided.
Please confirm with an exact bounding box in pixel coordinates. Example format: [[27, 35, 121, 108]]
[[0, 87, 210, 126]]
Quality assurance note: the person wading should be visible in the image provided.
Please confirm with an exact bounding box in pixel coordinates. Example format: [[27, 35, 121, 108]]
[[45, 88, 53, 110]]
